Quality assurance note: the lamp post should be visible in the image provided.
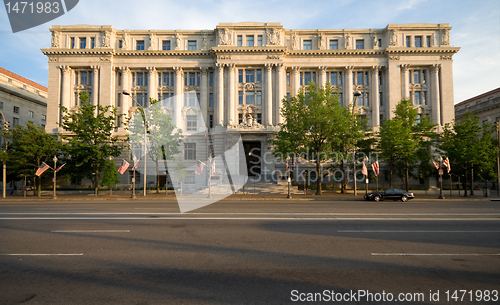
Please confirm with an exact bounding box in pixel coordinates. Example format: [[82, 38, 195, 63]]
[[123, 90, 147, 196], [286, 156, 292, 199], [364, 156, 369, 195], [351, 91, 362, 196], [208, 154, 212, 199], [0, 111, 8, 199], [52, 155, 58, 199], [438, 156, 445, 199]]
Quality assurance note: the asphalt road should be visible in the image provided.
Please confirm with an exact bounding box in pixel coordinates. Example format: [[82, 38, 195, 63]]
[[1, 200, 499, 304]]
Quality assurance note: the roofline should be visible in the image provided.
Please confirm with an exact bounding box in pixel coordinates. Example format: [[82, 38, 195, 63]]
[[455, 87, 500, 107], [0, 67, 48, 93]]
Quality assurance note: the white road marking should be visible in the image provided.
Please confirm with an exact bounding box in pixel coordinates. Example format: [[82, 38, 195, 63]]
[[2, 212, 500, 216], [339, 230, 500, 233], [372, 253, 500, 256], [0, 253, 83, 256], [51, 230, 130, 233], [1, 217, 499, 221]]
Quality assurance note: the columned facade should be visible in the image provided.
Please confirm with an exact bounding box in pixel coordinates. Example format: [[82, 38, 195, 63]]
[[43, 22, 459, 186]]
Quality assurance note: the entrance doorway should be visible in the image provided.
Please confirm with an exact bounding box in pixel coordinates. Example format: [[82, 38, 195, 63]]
[[243, 141, 261, 177]]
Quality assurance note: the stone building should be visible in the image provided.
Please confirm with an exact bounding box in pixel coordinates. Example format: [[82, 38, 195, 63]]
[[42, 22, 459, 188], [455, 87, 500, 125], [0, 67, 48, 130]]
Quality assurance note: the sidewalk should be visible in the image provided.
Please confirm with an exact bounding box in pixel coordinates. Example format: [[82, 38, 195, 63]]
[[2, 190, 497, 202]]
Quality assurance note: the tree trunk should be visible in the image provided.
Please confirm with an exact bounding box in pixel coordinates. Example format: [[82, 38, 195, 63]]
[[464, 167, 468, 197], [37, 176, 41, 197], [94, 168, 99, 195], [156, 161, 159, 194], [316, 152, 322, 195], [470, 164, 474, 195], [389, 159, 393, 188], [340, 161, 345, 193], [405, 159, 409, 191]]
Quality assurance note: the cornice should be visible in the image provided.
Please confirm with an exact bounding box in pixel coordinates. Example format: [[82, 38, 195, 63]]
[[41, 48, 114, 56], [288, 49, 386, 57], [212, 46, 287, 54], [115, 50, 213, 57], [386, 47, 460, 54]]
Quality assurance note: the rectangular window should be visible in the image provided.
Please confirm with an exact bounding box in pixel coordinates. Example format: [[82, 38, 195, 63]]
[[357, 72, 363, 85], [257, 35, 262, 46], [379, 92, 383, 106], [79, 38, 86, 49], [210, 72, 214, 86], [28, 110, 34, 118], [237, 35, 242, 47], [238, 70, 243, 83], [189, 72, 196, 86], [257, 113, 262, 124], [303, 40, 312, 50], [186, 115, 197, 131], [135, 73, 144, 86], [136, 93, 144, 107], [256, 91, 262, 105], [339, 93, 342, 104], [246, 91, 255, 104], [406, 36, 410, 47], [136, 40, 145, 50], [209, 93, 214, 107], [162, 40, 171, 50], [256, 69, 262, 83], [185, 171, 195, 184], [330, 72, 337, 85], [71, 37, 75, 49], [42, 114, 46, 121], [304, 72, 311, 85], [246, 36, 254, 47], [13, 106, 19, 114], [91, 37, 95, 49], [378, 39, 382, 48], [81, 72, 87, 85], [238, 91, 243, 105], [238, 114, 243, 124], [119, 40, 123, 49], [422, 91, 426, 105], [184, 143, 196, 160], [414, 91, 421, 105], [246, 70, 255, 83], [329, 40, 338, 50], [13, 117, 19, 126], [355, 40, 364, 49], [209, 115, 213, 129], [415, 36, 422, 47], [426, 36, 431, 47], [286, 72, 290, 86], [188, 40, 197, 50], [413, 70, 420, 84]]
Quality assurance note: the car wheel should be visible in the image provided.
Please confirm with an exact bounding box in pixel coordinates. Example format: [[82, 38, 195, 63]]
[[401, 196, 408, 202], [374, 195, 380, 202]]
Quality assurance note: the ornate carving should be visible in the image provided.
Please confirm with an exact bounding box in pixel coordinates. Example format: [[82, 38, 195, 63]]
[[318, 33, 324, 49], [431, 64, 441, 73], [292, 32, 299, 50], [60, 65, 71, 74], [51, 31, 60, 48], [49, 57, 59, 62], [441, 55, 453, 60], [175, 33, 182, 50], [291, 66, 300, 73], [441, 29, 450, 46], [149, 33, 156, 50], [344, 66, 354, 73], [218, 28, 233, 46], [244, 83, 256, 91], [266, 28, 281, 46], [120, 67, 130, 75], [344, 32, 351, 49], [267, 55, 281, 60], [388, 56, 400, 61], [100, 57, 111, 62], [91, 65, 100, 74], [102, 31, 111, 48], [173, 66, 183, 75], [372, 35, 378, 49], [389, 29, 398, 46], [401, 64, 410, 72], [265, 63, 273, 72], [216, 63, 224, 72], [232, 105, 263, 129], [202, 33, 209, 50], [147, 66, 157, 75], [217, 55, 232, 60], [122, 33, 129, 50]]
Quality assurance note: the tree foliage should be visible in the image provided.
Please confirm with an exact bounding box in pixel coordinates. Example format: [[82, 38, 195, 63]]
[[59, 92, 125, 194]]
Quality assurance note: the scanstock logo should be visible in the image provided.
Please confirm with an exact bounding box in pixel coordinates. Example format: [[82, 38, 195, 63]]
[[128, 95, 248, 213], [4, 0, 79, 33]]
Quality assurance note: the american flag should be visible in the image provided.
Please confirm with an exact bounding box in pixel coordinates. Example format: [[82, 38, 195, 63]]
[[117, 159, 130, 175], [35, 162, 51, 177], [443, 157, 451, 173], [212, 160, 216, 174], [361, 162, 368, 176], [132, 155, 140, 170], [432, 159, 439, 170], [371, 161, 379, 176], [194, 160, 205, 175], [55, 163, 66, 172]]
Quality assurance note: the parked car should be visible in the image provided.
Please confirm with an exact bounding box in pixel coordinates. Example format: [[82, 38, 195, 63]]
[[364, 188, 415, 202]]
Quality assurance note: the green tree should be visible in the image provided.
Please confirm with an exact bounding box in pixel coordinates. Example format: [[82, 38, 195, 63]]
[[440, 111, 497, 196], [128, 98, 182, 193], [273, 82, 362, 195], [3, 122, 61, 196], [101, 159, 120, 195], [59, 92, 125, 195], [377, 99, 437, 191]]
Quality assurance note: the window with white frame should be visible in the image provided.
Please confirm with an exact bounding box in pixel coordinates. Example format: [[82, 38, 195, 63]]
[[303, 40, 312, 50], [327, 71, 342, 86], [13, 106, 19, 114], [237, 35, 242, 46], [79, 37, 86, 49], [353, 70, 369, 106], [74, 69, 93, 107], [355, 39, 364, 49], [238, 69, 262, 84], [300, 71, 316, 86], [136, 40, 145, 50], [185, 171, 195, 184], [186, 115, 197, 131], [184, 143, 196, 160], [184, 72, 200, 86], [329, 39, 338, 50], [257, 35, 262, 46], [162, 40, 171, 50], [415, 36, 422, 47], [246, 35, 254, 47], [409, 68, 428, 105], [188, 40, 197, 50], [28, 110, 34, 118]]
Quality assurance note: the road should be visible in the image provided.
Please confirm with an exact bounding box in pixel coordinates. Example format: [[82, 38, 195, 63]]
[[1, 199, 499, 304]]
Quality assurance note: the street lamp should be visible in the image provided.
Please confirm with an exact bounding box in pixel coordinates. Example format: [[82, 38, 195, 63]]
[[0, 111, 8, 199], [438, 156, 445, 199], [52, 155, 58, 199], [352, 90, 362, 196], [123, 90, 147, 197], [286, 156, 292, 199]]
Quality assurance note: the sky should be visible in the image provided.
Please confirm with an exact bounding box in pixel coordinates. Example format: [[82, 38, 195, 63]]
[[0, 0, 498, 103]]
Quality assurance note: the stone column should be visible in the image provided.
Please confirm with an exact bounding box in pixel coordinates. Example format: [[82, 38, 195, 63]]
[[276, 63, 285, 124], [121, 67, 131, 119], [91, 66, 100, 106], [344, 66, 353, 107], [319, 66, 327, 88], [292, 66, 300, 96], [174, 67, 183, 129], [371, 66, 380, 131], [228, 64, 236, 126], [401, 64, 410, 100], [200, 68, 209, 125], [60, 65, 72, 109], [430, 64, 441, 128], [215, 63, 224, 126], [265, 63, 273, 126], [147, 67, 157, 105]]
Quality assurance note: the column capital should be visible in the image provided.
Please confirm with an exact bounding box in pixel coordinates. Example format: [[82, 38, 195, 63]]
[[274, 63, 284, 68], [120, 66, 130, 75], [90, 65, 100, 71], [318, 66, 327, 72], [215, 63, 224, 71], [291, 66, 300, 73], [173, 66, 183, 75], [371, 65, 382, 74], [265, 63, 273, 71], [60, 65, 72, 74], [401, 64, 411, 71], [344, 66, 354, 72], [431, 64, 441, 73], [146, 66, 157, 74], [227, 63, 236, 71], [201, 67, 209, 75]]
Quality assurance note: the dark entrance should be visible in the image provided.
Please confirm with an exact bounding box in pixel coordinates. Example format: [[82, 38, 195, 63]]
[[243, 141, 261, 177]]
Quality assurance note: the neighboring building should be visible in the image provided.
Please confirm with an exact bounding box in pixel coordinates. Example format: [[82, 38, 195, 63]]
[[42, 22, 459, 188], [0, 67, 48, 129], [455, 87, 500, 126]]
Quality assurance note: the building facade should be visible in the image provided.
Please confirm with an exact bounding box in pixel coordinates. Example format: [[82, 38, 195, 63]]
[[42, 22, 459, 187], [455, 87, 500, 125], [0, 67, 48, 129]]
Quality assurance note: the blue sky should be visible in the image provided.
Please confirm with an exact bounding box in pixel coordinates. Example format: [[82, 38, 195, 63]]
[[0, 0, 498, 103]]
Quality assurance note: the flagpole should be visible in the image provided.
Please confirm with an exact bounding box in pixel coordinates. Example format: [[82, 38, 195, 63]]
[[52, 156, 57, 200], [208, 155, 212, 199], [132, 167, 136, 199]]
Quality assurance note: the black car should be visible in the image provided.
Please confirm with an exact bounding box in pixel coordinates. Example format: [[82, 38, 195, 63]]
[[364, 188, 415, 202]]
